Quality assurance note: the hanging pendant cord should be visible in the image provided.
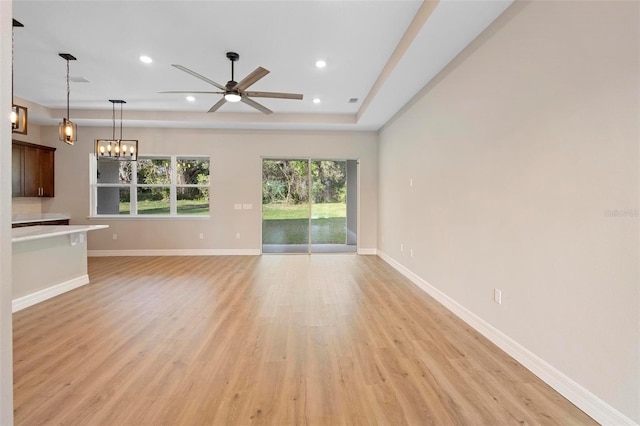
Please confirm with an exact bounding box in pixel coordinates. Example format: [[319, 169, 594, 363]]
[[112, 102, 116, 140], [66, 59, 70, 120], [120, 102, 123, 139], [11, 27, 14, 103]]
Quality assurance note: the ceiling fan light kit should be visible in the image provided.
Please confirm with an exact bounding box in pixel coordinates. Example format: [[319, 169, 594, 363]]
[[160, 51, 303, 114], [224, 93, 241, 103]]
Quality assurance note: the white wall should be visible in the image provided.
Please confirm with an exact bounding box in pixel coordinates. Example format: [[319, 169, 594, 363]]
[[0, 1, 14, 424], [40, 127, 378, 253], [378, 1, 639, 423]]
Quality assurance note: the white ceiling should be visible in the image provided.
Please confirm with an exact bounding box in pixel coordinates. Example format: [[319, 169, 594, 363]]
[[12, 0, 513, 131]]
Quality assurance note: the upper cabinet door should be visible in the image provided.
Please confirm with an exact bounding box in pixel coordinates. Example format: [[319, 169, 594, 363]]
[[22, 145, 41, 197], [12, 141, 56, 198], [39, 149, 55, 197], [12, 145, 24, 197]]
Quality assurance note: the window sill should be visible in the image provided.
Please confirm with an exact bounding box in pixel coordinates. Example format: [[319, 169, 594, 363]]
[[88, 215, 211, 221]]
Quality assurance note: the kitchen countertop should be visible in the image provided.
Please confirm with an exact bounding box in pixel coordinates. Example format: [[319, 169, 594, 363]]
[[12, 213, 71, 224], [12, 225, 109, 243]]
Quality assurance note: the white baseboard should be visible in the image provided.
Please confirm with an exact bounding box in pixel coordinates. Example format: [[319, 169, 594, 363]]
[[357, 248, 377, 255], [377, 250, 637, 426], [88, 249, 262, 257], [89, 248, 375, 257], [12, 275, 89, 313]]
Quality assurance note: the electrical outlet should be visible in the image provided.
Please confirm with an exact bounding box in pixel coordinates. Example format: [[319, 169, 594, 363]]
[[410, 249, 414, 258], [400, 243, 404, 252], [236, 233, 241, 239], [112, 234, 117, 240], [494, 288, 502, 304], [409, 177, 413, 187], [199, 233, 204, 239]]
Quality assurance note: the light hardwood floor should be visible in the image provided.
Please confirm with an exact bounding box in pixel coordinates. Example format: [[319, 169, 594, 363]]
[[13, 255, 596, 425]]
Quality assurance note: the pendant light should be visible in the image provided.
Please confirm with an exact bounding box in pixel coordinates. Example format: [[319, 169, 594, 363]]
[[11, 19, 27, 135], [58, 53, 77, 144], [95, 100, 138, 161]]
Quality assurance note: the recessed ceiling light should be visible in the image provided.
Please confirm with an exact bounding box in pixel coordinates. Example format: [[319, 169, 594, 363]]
[[186, 96, 195, 102], [315, 59, 326, 69], [313, 98, 321, 104], [139, 55, 153, 64]]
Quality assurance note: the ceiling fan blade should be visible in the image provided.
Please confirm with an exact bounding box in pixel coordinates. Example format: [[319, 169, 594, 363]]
[[158, 90, 224, 94], [241, 96, 273, 115], [208, 98, 227, 113], [245, 91, 303, 100], [172, 64, 226, 91], [234, 67, 269, 91]]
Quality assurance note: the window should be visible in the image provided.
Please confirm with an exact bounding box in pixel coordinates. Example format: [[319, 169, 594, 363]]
[[92, 155, 210, 217]]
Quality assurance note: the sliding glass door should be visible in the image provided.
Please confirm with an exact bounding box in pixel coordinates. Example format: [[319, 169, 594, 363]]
[[262, 158, 357, 254]]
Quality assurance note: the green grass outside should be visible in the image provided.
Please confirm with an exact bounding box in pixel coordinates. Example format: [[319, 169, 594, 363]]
[[119, 199, 209, 215], [262, 202, 346, 220]]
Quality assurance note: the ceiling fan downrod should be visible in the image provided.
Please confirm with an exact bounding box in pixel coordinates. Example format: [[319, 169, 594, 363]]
[[226, 51, 239, 88]]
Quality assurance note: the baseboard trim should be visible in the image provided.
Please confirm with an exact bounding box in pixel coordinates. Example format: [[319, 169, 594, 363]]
[[357, 248, 377, 255], [88, 249, 262, 257], [12, 275, 89, 313], [377, 250, 637, 426]]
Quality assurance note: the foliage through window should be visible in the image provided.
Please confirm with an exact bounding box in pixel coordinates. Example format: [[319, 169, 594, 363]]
[[93, 156, 210, 216]]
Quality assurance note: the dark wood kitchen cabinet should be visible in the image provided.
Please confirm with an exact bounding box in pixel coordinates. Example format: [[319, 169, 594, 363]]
[[12, 141, 56, 197]]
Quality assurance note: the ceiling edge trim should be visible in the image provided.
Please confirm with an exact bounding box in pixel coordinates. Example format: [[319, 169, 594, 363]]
[[356, 0, 439, 123]]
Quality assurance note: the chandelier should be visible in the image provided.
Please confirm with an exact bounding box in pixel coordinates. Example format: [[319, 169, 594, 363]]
[[95, 100, 138, 161]]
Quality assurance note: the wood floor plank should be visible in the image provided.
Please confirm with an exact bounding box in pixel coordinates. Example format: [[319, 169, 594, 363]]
[[13, 255, 596, 425]]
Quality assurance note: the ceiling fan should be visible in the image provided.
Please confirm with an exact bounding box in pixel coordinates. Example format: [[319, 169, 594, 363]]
[[160, 52, 303, 114]]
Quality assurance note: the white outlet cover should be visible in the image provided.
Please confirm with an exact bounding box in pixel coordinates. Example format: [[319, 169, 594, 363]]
[[242, 204, 253, 210], [494, 288, 502, 304], [234, 204, 242, 210]]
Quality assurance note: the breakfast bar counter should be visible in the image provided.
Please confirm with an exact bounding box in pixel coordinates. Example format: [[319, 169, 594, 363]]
[[12, 225, 108, 312]]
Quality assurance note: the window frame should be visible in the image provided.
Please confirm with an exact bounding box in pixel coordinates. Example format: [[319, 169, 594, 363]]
[[89, 154, 211, 219]]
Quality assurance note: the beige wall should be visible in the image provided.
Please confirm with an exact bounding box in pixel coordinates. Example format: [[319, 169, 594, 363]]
[[39, 126, 378, 252], [378, 1, 639, 423]]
